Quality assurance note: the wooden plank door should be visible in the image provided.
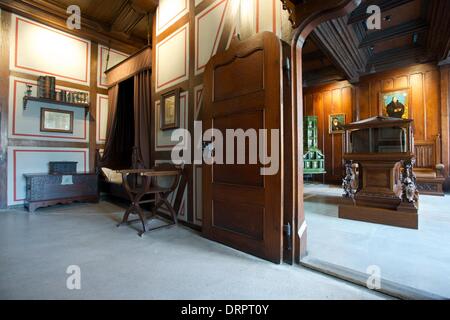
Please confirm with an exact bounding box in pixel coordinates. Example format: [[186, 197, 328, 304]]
[[202, 32, 284, 264]]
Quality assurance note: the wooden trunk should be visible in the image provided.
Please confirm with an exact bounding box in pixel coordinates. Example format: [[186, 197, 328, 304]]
[[24, 173, 99, 213]]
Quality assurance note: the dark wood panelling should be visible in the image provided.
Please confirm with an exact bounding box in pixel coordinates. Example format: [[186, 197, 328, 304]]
[[304, 81, 354, 184], [304, 63, 448, 187], [440, 66, 450, 178], [359, 64, 441, 142], [89, 42, 99, 172]]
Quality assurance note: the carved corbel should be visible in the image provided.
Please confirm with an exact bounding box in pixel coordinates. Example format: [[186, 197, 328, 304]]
[[342, 160, 355, 199]]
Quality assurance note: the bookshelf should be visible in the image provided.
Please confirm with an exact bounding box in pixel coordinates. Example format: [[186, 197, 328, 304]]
[[23, 96, 90, 115]]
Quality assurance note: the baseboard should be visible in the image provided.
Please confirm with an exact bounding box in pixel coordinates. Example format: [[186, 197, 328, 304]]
[[300, 256, 447, 300]]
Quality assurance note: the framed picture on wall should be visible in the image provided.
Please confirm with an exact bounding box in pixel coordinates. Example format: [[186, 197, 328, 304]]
[[160, 88, 180, 130], [329, 113, 346, 134], [379, 88, 410, 119], [40, 108, 74, 133]]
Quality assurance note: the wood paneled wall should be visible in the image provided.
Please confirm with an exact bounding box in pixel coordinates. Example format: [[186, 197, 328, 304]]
[[303, 81, 354, 183], [358, 64, 441, 143], [304, 63, 449, 184]]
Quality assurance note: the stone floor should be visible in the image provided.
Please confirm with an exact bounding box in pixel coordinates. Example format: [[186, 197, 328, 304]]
[[0, 201, 388, 300], [304, 184, 450, 298]]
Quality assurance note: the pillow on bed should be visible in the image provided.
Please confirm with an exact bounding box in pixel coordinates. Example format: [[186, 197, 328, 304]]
[[109, 171, 123, 185], [101, 168, 123, 185]]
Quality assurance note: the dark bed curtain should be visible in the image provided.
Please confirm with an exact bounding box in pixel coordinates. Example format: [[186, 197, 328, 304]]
[[100, 70, 151, 170], [100, 77, 134, 169], [134, 69, 151, 168]]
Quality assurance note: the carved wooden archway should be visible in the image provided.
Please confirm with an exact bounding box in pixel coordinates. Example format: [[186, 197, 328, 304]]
[[282, 0, 362, 262]]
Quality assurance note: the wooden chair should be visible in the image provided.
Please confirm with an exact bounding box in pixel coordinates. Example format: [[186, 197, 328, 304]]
[[116, 165, 183, 236], [414, 135, 446, 196]]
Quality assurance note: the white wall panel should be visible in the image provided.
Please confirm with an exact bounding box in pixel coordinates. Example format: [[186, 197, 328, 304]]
[[7, 147, 89, 206], [96, 94, 109, 144], [155, 23, 189, 92], [255, 0, 282, 37], [155, 91, 188, 151], [195, 0, 229, 75], [97, 45, 129, 88], [10, 15, 91, 86], [156, 0, 189, 35], [8, 76, 89, 142]]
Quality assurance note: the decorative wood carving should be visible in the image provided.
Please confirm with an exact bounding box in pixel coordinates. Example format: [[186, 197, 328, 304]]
[[401, 159, 418, 203], [342, 160, 355, 198]]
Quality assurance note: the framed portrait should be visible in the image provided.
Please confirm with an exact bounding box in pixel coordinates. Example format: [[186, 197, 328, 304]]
[[329, 113, 346, 134], [379, 88, 410, 119], [160, 88, 180, 131], [40, 108, 74, 133]]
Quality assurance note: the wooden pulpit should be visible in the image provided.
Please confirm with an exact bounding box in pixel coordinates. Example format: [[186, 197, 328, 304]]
[[338, 116, 419, 229]]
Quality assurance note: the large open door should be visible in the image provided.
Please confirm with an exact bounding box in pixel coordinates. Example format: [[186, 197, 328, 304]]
[[202, 32, 285, 263]]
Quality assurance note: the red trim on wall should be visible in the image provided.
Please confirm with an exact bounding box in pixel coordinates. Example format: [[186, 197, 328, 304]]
[[255, 0, 260, 33], [97, 95, 108, 143], [98, 46, 128, 87], [195, 0, 228, 72], [12, 79, 88, 140], [156, 25, 188, 90], [157, 0, 189, 34], [14, 17, 90, 84], [13, 149, 87, 202], [272, 0, 277, 34]]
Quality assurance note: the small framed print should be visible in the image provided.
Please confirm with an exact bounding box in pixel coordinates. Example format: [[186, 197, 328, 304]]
[[160, 88, 180, 131], [40, 108, 74, 134], [329, 113, 346, 134]]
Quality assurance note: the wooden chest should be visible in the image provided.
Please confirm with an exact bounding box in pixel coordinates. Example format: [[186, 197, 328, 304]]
[[24, 173, 99, 213]]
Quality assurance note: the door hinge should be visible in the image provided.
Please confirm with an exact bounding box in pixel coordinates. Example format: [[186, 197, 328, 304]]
[[284, 222, 292, 251]]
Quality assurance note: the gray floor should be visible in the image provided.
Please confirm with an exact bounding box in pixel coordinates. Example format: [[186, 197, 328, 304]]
[[0, 201, 389, 300], [304, 184, 450, 298]]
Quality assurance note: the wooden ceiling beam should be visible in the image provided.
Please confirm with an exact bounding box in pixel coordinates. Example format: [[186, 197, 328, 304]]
[[111, 1, 146, 35], [347, 0, 415, 25], [365, 45, 426, 74], [0, 0, 147, 53], [425, 0, 450, 61], [312, 16, 368, 83], [358, 19, 428, 48], [303, 66, 346, 87], [302, 50, 326, 61]]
